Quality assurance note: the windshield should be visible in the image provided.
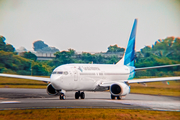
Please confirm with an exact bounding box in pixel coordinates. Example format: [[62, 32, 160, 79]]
[[52, 71, 68, 75]]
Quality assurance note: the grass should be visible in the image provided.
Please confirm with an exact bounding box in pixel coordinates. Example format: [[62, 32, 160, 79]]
[[0, 76, 180, 96], [130, 81, 180, 96], [0, 77, 179, 119], [0, 108, 179, 120], [0, 76, 48, 88]]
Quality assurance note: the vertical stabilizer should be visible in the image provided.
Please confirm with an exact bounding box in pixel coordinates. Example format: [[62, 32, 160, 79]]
[[117, 19, 138, 66]]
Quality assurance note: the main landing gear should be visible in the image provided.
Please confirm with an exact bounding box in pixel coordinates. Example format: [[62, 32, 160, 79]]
[[111, 94, 122, 100], [75, 91, 85, 99], [58, 91, 85, 100]]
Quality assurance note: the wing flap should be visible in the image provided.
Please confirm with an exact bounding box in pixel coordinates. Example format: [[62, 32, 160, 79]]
[[0, 73, 50, 82], [127, 76, 180, 84], [98, 76, 180, 86]]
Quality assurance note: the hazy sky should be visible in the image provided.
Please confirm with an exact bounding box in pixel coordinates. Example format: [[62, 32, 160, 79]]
[[0, 0, 180, 52]]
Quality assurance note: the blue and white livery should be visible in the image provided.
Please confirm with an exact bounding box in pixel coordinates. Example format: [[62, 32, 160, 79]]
[[0, 19, 180, 100]]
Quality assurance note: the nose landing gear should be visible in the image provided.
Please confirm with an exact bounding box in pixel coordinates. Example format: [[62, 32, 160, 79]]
[[75, 91, 85, 99], [58, 90, 66, 100], [59, 93, 65, 100]]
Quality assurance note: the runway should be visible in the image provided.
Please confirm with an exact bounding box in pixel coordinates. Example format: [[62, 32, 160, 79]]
[[0, 88, 179, 111]]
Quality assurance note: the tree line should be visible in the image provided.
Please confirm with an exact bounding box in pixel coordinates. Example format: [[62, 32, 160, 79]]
[[0, 36, 179, 77]]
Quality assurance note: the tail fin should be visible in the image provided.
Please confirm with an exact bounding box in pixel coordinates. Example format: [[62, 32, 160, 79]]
[[116, 19, 138, 66]]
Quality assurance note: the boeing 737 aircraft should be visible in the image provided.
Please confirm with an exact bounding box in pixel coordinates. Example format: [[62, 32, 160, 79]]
[[0, 19, 180, 100]]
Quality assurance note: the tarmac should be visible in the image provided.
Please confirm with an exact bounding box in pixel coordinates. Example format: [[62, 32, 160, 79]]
[[0, 88, 179, 111]]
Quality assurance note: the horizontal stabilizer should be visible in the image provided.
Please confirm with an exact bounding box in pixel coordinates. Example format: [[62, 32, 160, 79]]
[[127, 76, 180, 84], [135, 64, 180, 71]]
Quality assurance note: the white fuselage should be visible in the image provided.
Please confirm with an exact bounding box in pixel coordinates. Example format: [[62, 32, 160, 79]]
[[50, 64, 133, 91]]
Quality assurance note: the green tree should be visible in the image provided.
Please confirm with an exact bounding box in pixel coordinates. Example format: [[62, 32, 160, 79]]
[[141, 46, 151, 54], [21, 52, 37, 61], [0, 36, 6, 51], [107, 44, 125, 53], [54, 50, 74, 65], [0, 51, 31, 74], [106, 55, 119, 64], [33, 40, 48, 51], [5, 44, 15, 52], [0, 36, 15, 52], [68, 49, 75, 56], [172, 37, 180, 50], [93, 54, 105, 64], [33, 40, 59, 53], [32, 62, 48, 76], [81, 52, 94, 63]]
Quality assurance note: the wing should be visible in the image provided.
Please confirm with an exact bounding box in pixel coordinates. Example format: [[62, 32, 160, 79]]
[[0, 73, 50, 82], [135, 64, 180, 71], [98, 76, 180, 87], [126, 76, 180, 84]]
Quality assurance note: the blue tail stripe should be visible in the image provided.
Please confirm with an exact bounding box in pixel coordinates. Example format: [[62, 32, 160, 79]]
[[124, 19, 137, 66]]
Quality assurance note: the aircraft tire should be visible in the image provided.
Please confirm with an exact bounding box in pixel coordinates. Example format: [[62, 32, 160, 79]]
[[63, 95, 66, 100], [59, 93, 65, 100], [75, 92, 80, 99], [117, 96, 122, 100], [80, 92, 85, 99], [111, 94, 115, 100]]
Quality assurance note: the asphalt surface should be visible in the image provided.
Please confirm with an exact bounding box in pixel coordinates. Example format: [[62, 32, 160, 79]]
[[0, 88, 179, 111]]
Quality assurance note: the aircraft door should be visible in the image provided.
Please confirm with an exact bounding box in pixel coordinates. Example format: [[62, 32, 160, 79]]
[[101, 71, 105, 79], [74, 70, 78, 81]]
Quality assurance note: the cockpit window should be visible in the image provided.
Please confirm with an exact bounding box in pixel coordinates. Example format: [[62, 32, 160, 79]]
[[52, 72, 57, 74], [57, 71, 63, 74], [52, 71, 68, 75]]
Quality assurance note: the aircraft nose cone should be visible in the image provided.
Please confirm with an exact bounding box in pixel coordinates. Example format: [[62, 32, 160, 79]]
[[50, 75, 62, 82], [50, 75, 63, 88]]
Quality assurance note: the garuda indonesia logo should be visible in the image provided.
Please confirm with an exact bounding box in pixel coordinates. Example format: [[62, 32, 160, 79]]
[[78, 66, 83, 72]]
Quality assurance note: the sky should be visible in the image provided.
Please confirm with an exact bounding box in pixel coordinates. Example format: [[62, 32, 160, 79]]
[[0, 0, 180, 52]]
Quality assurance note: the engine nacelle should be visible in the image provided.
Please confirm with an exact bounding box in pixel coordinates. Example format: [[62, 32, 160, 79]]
[[47, 83, 58, 95], [110, 83, 130, 96]]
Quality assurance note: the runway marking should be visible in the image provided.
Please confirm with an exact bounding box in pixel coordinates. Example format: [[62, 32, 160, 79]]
[[0, 101, 21, 104]]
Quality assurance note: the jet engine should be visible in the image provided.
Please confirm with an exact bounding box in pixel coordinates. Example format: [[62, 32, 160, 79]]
[[110, 83, 130, 96], [47, 83, 58, 95]]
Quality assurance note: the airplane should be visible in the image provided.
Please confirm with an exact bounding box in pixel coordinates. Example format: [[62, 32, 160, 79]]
[[0, 19, 180, 100]]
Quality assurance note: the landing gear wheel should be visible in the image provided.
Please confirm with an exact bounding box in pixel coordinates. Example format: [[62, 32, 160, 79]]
[[80, 92, 85, 99], [75, 91, 85, 99], [59, 93, 65, 100], [111, 94, 115, 100], [75, 92, 80, 99], [117, 96, 122, 100]]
